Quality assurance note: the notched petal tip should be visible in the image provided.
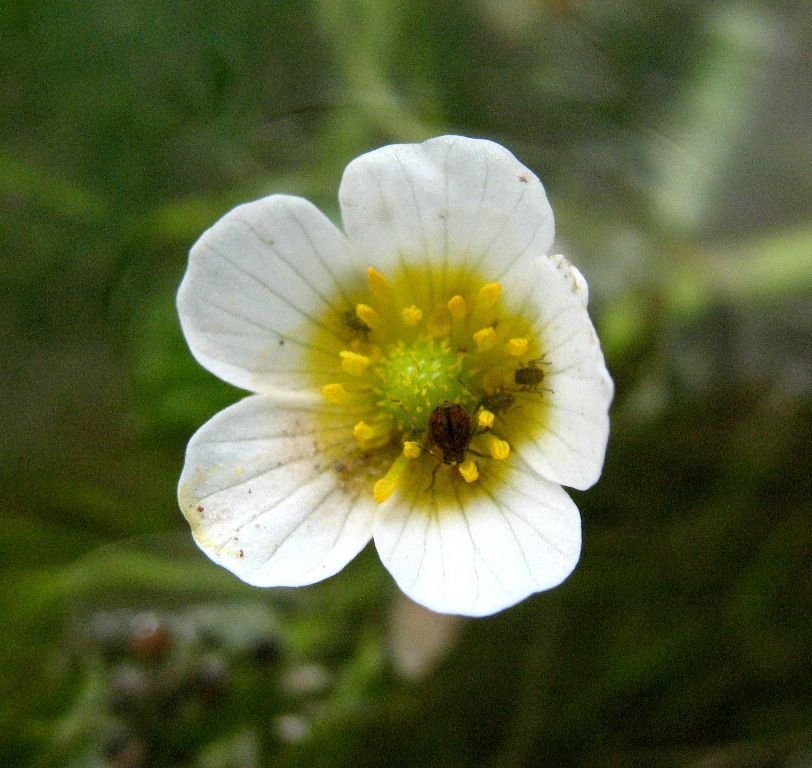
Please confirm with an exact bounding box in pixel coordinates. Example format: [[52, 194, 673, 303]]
[[549, 253, 589, 306]]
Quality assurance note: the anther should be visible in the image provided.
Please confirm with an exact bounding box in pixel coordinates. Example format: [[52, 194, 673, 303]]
[[353, 421, 375, 442], [401, 305, 423, 326], [477, 409, 495, 429], [473, 326, 497, 352], [403, 441, 422, 458], [458, 458, 479, 483], [506, 337, 529, 357], [355, 303, 381, 330], [340, 350, 372, 376], [478, 282, 501, 309], [322, 383, 349, 404], [489, 436, 510, 460], [353, 418, 391, 449], [367, 266, 391, 300], [447, 295, 467, 322], [374, 455, 409, 503]]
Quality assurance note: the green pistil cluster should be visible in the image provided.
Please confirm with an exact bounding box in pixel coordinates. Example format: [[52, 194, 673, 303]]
[[374, 339, 471, 429]]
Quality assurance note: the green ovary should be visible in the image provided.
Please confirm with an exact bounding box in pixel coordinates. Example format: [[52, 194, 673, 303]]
[[374, 339, 473, 427]]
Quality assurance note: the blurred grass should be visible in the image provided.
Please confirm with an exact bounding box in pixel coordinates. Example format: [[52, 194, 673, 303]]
[[1, 0, 810, 766]]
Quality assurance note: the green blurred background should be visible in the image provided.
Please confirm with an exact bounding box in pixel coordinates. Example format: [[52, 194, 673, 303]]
[[2, 1, 810, 766]]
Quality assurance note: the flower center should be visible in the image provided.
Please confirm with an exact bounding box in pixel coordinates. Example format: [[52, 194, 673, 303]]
[[374, 339, 471, 427], [316, 266, 548, 503]]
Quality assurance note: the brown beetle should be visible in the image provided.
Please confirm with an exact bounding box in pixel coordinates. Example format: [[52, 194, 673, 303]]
[[514, 358, 547, 391], [428, 402, 474, 465], [342, 310, 370, 337]]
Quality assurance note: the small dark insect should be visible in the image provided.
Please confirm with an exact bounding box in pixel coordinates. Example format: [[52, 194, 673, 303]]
[[477, 390, 515, 414], [428, 402, 474, 465], [514, 358, 547, 391], [343, 310, 370, 336]]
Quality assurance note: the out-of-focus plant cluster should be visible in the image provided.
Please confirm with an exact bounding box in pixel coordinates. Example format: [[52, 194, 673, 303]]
[[1, 1, 810, 766]]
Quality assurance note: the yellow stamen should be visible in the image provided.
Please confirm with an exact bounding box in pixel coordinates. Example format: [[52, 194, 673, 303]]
[[447, 294, 467, 322], [322, 383, 349, 404], [506, 337, 529, 357], [477, 409, 495, 429], [458, 458, 479, 483], [473, 326, 497, 352], [401, 305, 423, 326], [489, 436, 511, 460], [427, 307, 452, 338], [352, 418, 391, 449], [353, 421, 375, 442], [355, 303, 381, 330], [403, 440, 422, 458], [322, 383, 368, 404], [478, 282, 501, 309], [374, 455, 409, 503], [367, 266, 391, 300], [340, 350, 371, 376]]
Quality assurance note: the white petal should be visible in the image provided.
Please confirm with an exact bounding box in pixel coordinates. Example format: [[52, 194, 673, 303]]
[[338, 135, 555, 302], [512, 268, 614, 490], [177, 195, 356, 394], [178, 394, 375, 587], [373, 461, 581, 617]]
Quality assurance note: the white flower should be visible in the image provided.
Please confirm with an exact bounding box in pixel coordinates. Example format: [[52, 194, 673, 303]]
[[177, 135, 613, 617]]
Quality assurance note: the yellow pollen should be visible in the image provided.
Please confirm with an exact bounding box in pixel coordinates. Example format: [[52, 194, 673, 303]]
[[355, 303, 381, 330], [459, 458, 479, 483], [477, 409, 495, 429], [478, 282, 501, 309], [489, 436, 511, 460], [340, 350, 371, 376], [473, 326, 497, 351], [403, 440, 422, 458], [322, 383, 367, 404], [322, 383, 349, 404], [367, 266, 391, 300], [506, 337, 529, 357], [401, 305, 423, 326], [447, 294, 467, 322], [353, 421, 375, 442], [352, 418, 391, 449], [374, 455, 409, 503]]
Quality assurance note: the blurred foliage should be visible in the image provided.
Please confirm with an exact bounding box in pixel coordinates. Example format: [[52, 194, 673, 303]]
[[1, 0, 810, 766]]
